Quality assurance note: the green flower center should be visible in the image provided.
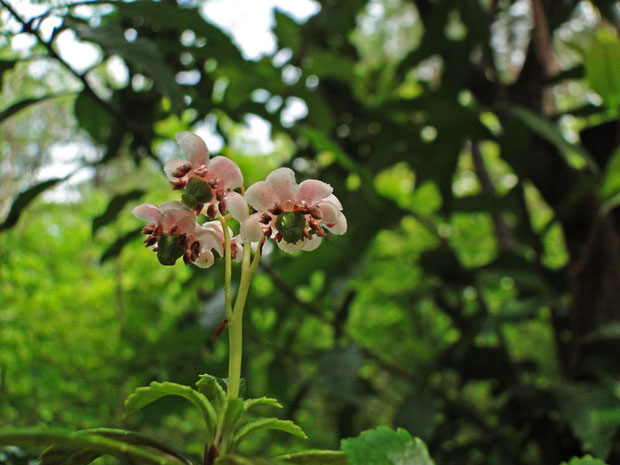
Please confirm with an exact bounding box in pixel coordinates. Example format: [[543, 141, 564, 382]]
[[182, 177, 213, 209], [157, 234, 187, 266], [275, 211, 306, 243]]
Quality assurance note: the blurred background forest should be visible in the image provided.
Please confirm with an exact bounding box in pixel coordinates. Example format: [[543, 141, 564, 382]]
[[1, 0, 620, 464]]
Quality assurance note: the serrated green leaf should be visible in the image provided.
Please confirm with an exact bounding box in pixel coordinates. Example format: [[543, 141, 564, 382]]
[[274, 450, 347, 465], [243, 397, 282, 411], [196, 374, 226, 410], [341, 427, 435, 465], [92, 189, 144, 235], [100, 227, 142, 264], [0, 177, 68, 232], [41, 428, 196, 465], [561, 456, 609, 465], [124, 382, 216, 442], [0, 429, 174, 465], [233, 418, 307, 447]]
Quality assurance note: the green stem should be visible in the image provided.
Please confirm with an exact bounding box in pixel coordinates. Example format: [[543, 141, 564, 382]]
[[218, 216, 233, 320], [226, 242, 262, 398]]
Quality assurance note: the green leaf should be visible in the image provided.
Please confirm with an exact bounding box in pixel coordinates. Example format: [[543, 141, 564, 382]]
[[196, 374, 226, 411], [341, 427, 435, 465], [583, 31, 620, 113], [0, 94, 71, 123], [233, 418, 307, 447], [556, 382, 620, 459], [41, 428, 196, 465], [243, 397, 283, 411], [0, 177, 67, 232], [0, 429, 174, 465], [273, 10, 301, 53], [218, 397, 245, 453], [505, 104, 599, 173], [92, 189, 144, 235], [274, 450, 347, 465], [74, 92, 114, 144], [100, 227, 142, 264], [124, 382, 217, 441], [0, 59, 18, 87], [561, 456, 609, 465], [65, 18, 185, 113]]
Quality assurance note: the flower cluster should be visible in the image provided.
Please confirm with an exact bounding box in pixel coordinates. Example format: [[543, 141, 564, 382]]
[[133, 132, 346, 267]]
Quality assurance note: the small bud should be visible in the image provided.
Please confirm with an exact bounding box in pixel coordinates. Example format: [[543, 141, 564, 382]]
[[170, 179, 187, 190], [142, 225, 156, 235], [144, 235, 157, 247], [218, 200, 226, 215], [206, 204, 217, 219], [260, 214, 272, 224]]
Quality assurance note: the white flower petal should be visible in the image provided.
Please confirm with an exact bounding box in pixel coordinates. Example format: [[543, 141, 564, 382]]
[[324, 213, 347, 235], [226, 191, 249, 221], [245, 181, 278, 211], [176, 132, 209, 166], [194, 250, 215, 268], [196, 225, 224, 256], [302, 235, 322, 251], [240, 213, 265, 243], [208, 156, 243, 190], [276, 238, 306, 253], [323, 193, 343, 210], [318, 201, 341, 225], [266, 167, 299, 203], [297, 179, 332, 206], [132, 203, 161, 222]]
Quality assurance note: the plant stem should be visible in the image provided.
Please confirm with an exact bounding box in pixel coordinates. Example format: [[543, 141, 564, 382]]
[[226, 242, 262, 398], [218, 216, 233, 320]]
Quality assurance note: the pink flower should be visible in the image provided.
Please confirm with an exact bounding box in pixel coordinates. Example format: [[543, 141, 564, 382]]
[[132, 201, 221, 268], [242, 168, 347, 253], [199, 220, 244, 263], [164, 132, 246, 220]]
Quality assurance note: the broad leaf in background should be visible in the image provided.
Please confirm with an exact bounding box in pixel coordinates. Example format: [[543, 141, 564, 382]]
[[556, 383, 620, 460], [0, 94, 71, 124], [583, 30, 620, 114], [40, 428, 196, 465], [0, 429, 175, 465], [340, 427, 434, 465], [561, 456, 609, 465], [64, 18, 185, 113], [92, 189, 145, 235], [0, 177, 68, 231], [99, 227, 142, 263]]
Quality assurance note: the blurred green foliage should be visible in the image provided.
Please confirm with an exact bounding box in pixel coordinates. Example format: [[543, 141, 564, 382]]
[[1, 0, 620, 464]]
